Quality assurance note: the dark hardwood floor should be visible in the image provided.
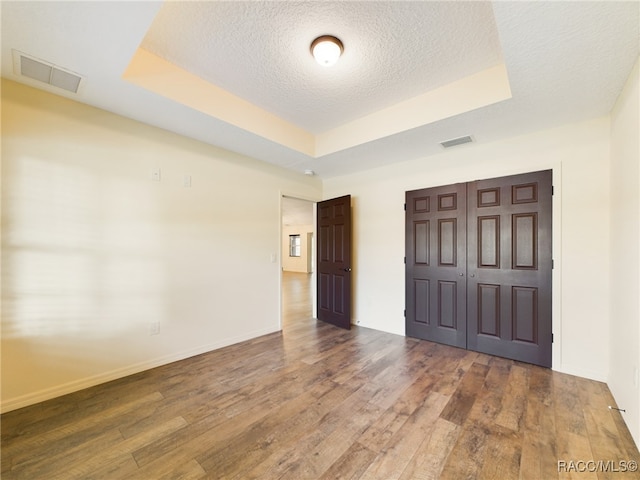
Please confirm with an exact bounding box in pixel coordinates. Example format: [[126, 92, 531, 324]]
[[2, 271, 638, 479]]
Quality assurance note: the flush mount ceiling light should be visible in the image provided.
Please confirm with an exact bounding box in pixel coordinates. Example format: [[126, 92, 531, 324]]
[[311, 35, 344, 67]]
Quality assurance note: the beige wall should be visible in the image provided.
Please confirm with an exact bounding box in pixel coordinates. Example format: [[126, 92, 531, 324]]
[[0, 80, 322, 412], [609, 57, 640, 447], [282, 225, 313, 273], [324, 117, 612, 383]]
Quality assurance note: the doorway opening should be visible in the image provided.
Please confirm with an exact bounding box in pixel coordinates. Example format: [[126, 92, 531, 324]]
[[281, 196, 315, 328]]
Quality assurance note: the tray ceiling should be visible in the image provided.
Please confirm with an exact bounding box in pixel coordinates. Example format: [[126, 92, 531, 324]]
[[2, 1, 638, 178]]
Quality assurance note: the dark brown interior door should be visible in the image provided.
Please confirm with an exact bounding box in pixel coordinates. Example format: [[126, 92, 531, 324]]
[[317, 195, 352, 329], [467, 170, 552, 367], [406, 184, 467, 348], [405, 170, 552, 368]]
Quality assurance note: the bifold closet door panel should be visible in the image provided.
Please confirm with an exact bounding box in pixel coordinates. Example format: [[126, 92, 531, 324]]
[[466, 170, 553, 368], [405, 183, 467, 348]]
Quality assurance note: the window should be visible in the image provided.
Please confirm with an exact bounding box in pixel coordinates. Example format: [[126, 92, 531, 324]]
[[289, 234, 301, 257]]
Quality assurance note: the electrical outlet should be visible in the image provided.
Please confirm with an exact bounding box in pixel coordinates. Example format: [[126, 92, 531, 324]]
[[149, 321, 160, 336], [151, 168, 161, 182], [183, 175, 191, 188]]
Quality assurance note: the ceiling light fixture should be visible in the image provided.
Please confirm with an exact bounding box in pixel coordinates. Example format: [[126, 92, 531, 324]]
[[311, 35, 343, 67]]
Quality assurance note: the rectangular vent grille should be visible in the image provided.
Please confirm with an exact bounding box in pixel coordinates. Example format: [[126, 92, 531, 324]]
[[440, 135, 473, 149], [13, 50, 82, 93]]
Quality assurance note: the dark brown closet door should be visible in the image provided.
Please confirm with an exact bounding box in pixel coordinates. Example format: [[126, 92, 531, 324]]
[[406, 170, 552, 368], [467, 170, 552, 367], [405, 184, 467, 348]]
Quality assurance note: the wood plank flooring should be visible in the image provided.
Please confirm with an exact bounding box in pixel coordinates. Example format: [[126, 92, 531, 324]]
[[2, 271, 638, 479]]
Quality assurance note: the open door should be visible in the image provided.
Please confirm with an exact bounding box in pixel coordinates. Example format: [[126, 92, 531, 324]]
[[317, 195, 352, 329]]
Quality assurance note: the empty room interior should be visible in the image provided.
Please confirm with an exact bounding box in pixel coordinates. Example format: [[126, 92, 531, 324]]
[[1, 1, 639, 479]]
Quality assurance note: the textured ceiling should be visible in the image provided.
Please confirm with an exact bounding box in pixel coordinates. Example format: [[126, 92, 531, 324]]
[[142, 1, 503, 133], [1, 1, 639, 179]]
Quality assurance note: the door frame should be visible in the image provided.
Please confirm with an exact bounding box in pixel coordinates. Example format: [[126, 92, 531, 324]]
[[526, 163, 562, 371], [279, 192, 321, 330], [550, 164, 562, 372]]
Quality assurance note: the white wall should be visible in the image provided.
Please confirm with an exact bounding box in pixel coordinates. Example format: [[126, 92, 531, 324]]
[[609, 57, 640, 447], [0, 80, 322, 412], [324, 117, 611, 382], [282, 225, 313, 273]]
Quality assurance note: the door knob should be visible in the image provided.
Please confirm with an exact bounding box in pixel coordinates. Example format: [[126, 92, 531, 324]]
[[344, 267, 352, 272]]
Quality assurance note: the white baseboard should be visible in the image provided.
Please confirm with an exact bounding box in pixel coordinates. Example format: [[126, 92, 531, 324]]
[[0, 326, 280, 414], [555, 363, 608, 383]]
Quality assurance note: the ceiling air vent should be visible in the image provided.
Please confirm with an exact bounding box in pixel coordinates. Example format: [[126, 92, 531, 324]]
[[440, 135, 474, 149], [12, 50, 82, 93]]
